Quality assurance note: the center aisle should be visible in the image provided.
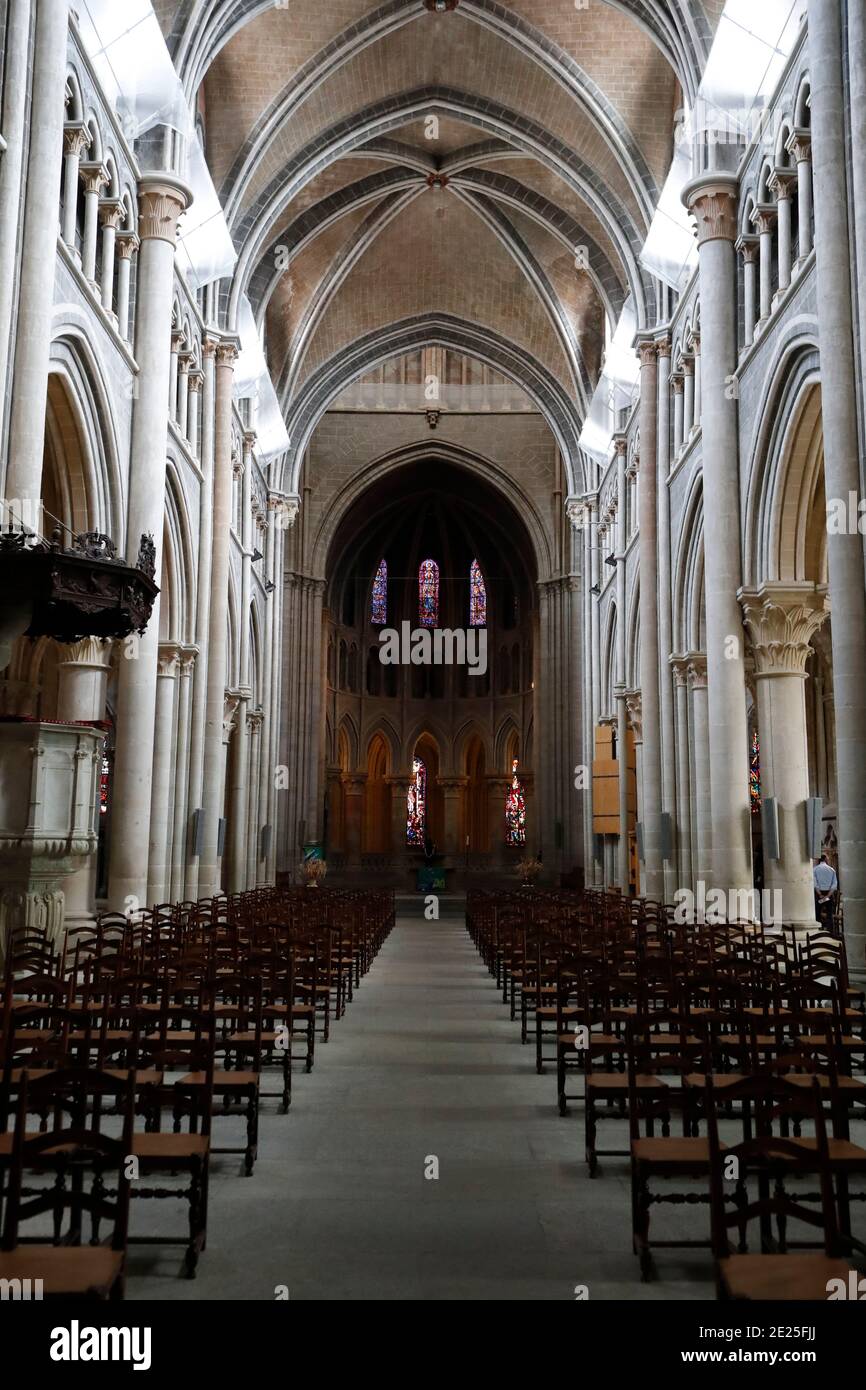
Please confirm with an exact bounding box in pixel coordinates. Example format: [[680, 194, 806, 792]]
[[129, 898, 712, 1300]]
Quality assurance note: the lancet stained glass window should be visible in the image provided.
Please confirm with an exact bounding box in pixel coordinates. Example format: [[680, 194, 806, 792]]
[[469, 558, 487, 627], [371, 558, 387, 625], [407, 757, 427, 845], [505, 758, 526, 845], [749, 728, 761, 813], [418, 558, 439, 627]]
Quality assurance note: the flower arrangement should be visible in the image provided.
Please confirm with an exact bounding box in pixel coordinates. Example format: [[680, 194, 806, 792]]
[[302, 857, 328, 887], [517, 855, 542, 885]]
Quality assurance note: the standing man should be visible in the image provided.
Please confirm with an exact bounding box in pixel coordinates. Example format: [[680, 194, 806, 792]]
[[813, 853, 839, 932]]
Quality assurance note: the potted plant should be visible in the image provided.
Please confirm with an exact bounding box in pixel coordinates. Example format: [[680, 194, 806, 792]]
[[301, 857, 328, 888], [517, 855, 542, 887]]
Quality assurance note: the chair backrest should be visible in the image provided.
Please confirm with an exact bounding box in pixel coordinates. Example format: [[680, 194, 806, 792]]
[[1, 1067, 136, 1253], [705, 1073, 842, 1258]]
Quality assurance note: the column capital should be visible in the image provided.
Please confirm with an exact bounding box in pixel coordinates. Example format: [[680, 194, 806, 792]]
[[688, 330, 700, 354], [137, 173, 192, 248], [222, 693, 241, 739], [341, 772, 368, 790], [681, 172, 739, 245], [738, 583, 830, 677], [684, 651, 708, 690], [115, 230, 140, 261], [671, 373, 684, 395], [635, 335, 658, 369], [202, 333, 221, 360], [768, 167, 797, 201], [243, 429, 257, 453], [180, 645, 199, 675], [437, 776, 469, 792], [63, 121, 91, 157], [59, 636, 113, 670], [786, 127, 812, 164], [80, 160, 109, 196], [187, 368, 204, 395], [565, 496, 586, 529], [157, 642, 182, 678], [669, 654, 690, 688], [215, 336, 241, 368], [624, 689, 642, 742], [655, 335, 672, 359], [736, 233, 760, 264], [681, 355, 695, 378], [247, 707, 265, 735], [751, 202, 778, 236], [98, 196, 125, 230], [612, 433, 628, 457]]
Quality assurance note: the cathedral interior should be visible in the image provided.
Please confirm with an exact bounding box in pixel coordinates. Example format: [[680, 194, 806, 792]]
[[1, 0, 865, 1322]]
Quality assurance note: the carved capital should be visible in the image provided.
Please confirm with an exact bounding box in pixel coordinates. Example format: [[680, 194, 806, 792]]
[[202, 334, 220, 360], [137, 174, 191, 247], [187, 369, 204, 395], [682, 174, 739, 245], [786, 127, 812, 165], [80, 161, 109, 196], [738, 583, 829, 677], [157, 642, 181, 678], [655, 336, 672, 359], [671, 374, 684, 395], [115, 230, 139, 261], [736, 234, 760, 265], [751, 202, 777, 236], [624, 689, 643, 742], [98, 197, 125, 230], [216, 337, 241, 368], [685, 652, 708, 691], [669, 654, 690, 688], [63, 121, 91, 158], [768, 168, 797, 202], [636, 337, 657, 369]]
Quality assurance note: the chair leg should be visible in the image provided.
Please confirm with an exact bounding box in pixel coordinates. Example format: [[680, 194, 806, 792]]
[[557, 1047, 568, 1116], [535, 1014, 544, 1074], [244, 1086, 259, 1176], [586, 1092, 598, 1177]]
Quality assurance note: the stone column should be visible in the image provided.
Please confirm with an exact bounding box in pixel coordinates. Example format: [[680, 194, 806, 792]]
[[808, 0, 866, 961], [769, 169, 795, 293], [737, 236, 759, 348], [438, 777, 468, 861], [577, 501, 596, 883], [168, 329, 183, 421], [670, 657, 693, 894], [184, 335, 216, 900], [682, 356, 695, 439], [691, 333, 702, 431], [98, 197, 123, 315], [740, 584, 829, 929], [635, 338, 663, 899], [687, 654, 712, 888], [0, 0, 35, 465], [787, 129, 813, 262], [486, 775, 511, 871], [62, 122, 90, 250], [187, 369, 203, 456], [625, 692, 642, 890], [682, 175, 753, 896], [199, 338, 240, 897], [752, 204, 776, 324], [79, 162, 108, 286], [4, 0, 70, 508], [614, 439, 629, 892], [342, 773, 367, 870], [176, 352, 192, 438], [56, 637, 112, 930], [656, 336, 677, 900], [245, 708, 264, 887], [672, 372, 684, 454], [386, 773, 410, 878], [147, 643, 180, 906], [107, 175, 191, 913], [114, 232, 139, 344], [170, 646, 196, 903], [228, 684, 251, 894]]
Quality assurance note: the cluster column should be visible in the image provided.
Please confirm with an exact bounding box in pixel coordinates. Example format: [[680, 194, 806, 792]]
[[635, 338, 664, 899], [682, 174, 753, 898]]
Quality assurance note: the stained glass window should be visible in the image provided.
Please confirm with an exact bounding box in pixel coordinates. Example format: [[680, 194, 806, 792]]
[[371, 558, 387, 625], [100, 754, 111, 817], [469, 558, 487, 627], [407, 757, 427, 845], [749, 728, 761, 813], [505, 758, 526, 845], [418, 558, 439, 627]]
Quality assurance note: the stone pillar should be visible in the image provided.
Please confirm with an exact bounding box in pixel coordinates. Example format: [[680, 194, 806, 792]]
[[672, 373, 684, 454], [56, 638, 112, 930], [386, 773, 410, 876], [245, 708, 264, 887], [439, 777, 468, 860], [808, 0, 866, 962], [4, 0, 71, 509], [752, 203, 776, 324], [184, 335, 217, 900], [656, 336, 677, 900], [187, 369, 203, 456], [199, 338, 240, 896], [342, 773, 367, 869], [769, 169, 795, 293], [170, 646, 196, 903], [168, 329, 183, 421], [670, 657, 693, 895], [740, 585, 829, 929], [486, 775, 511, 871], [62, 122, 90, 250], [107, 175, 191, 912], [0, 0, 35, 466], [635, 338, 663, 899], [176, 352, 192, 439], [682, 175, 753, 896], [114, 232, 139, 344], [79, 162, 108, 286], [625, 692, 642, 890], [687, 654, 712, 889], [228, 685, 251, 894], [682, 356, 695, 439], [787, 129, 813, 262], [98, 197, 123, 314], [147, 643, 180, 906], [737, 236, 759, 348]]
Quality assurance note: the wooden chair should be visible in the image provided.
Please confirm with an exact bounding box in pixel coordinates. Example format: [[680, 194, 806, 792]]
[[0, 1068, 135, 1299], [706, 1074, 855, 1300]]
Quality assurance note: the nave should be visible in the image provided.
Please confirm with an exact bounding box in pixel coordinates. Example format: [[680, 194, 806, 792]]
[[124, 899, 709, 1304]]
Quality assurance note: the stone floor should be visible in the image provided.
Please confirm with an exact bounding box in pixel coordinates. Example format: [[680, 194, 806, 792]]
[[126, 896, 719, 1301]]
